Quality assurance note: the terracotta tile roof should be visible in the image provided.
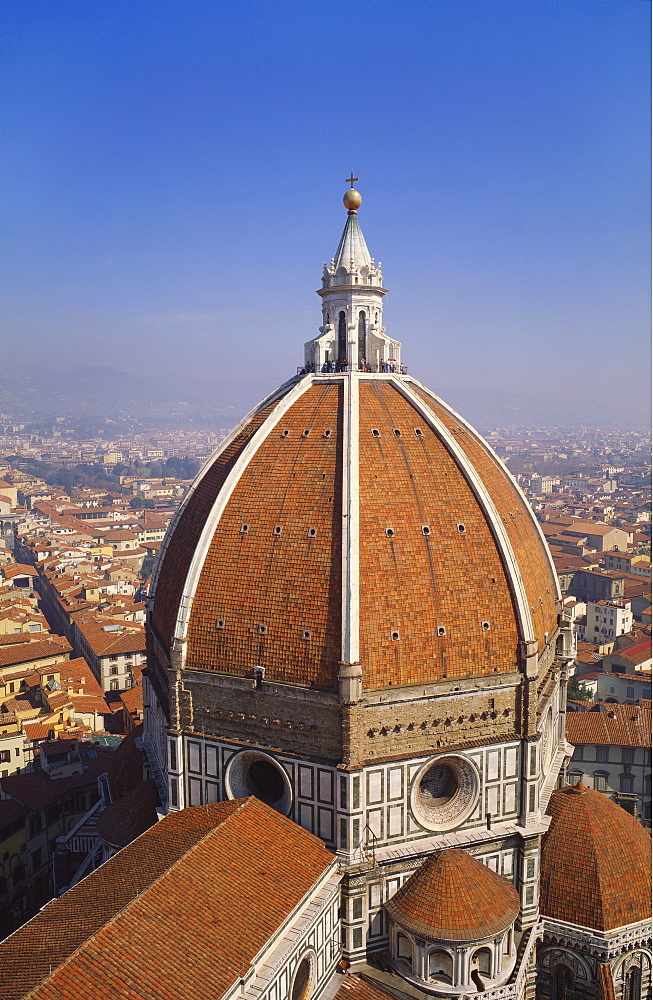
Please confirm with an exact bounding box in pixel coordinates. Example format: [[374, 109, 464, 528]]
[[0, 632, 46, 647], [0, 798, 28, 831], [151, 396, 285, 648], [154, 377, 558, 693], [566, 704, 651, 748], [0, 797, 335, 1000], [358, 382, 522, 687], [412, 385, 558, 650], [0, 745, 113, 810], [106, 726, 145, 800], [21, 721, 56, 742], [541, 783, 652, 931], [57, 656, 104, 698], [2, 563, 38, 578], [334, 975, 396, 1000], [385, 848, 520, 941], [96, 778, 159, 848], [0, 636, 71, 669]]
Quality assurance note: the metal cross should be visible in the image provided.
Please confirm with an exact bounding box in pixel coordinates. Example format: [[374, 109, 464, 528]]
[[345, 173, 359, 188]]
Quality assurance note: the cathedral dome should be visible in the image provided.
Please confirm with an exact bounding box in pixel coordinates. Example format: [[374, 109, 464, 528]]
[[149, 186, 560, 697], [150, 372, 558, 692], [541, 782, 652, 931], [385, 848, 520, 942]]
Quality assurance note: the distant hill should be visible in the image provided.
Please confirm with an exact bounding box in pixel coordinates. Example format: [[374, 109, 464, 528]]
[[0, 365, 271, 425]]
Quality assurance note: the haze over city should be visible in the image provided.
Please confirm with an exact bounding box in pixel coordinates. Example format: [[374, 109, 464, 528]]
[[3, 0, 650, 427]]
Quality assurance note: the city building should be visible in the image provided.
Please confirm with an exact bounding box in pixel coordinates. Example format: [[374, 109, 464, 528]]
[[565, 702, 651, 827], [578, 599, 634, 643]]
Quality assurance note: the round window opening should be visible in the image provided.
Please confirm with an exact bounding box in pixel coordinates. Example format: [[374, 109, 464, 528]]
[[225, 750, 292, 815], [411, 754, 479, 832], [418, 763, 458, 807], [247, 760, 285, 805], [291, 958, 313, 1000]]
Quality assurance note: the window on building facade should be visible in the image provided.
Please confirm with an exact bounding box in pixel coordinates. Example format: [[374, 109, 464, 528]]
[[624, 966, 641, 1000], [593, 771, 608, 792], [552, 964, 574, 1000], [622, 749, 634, 765], [596, 746, 609, 763], [620, 774, 634, 793]]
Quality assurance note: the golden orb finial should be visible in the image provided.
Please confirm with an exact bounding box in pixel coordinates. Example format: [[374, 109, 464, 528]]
[[343, 189, 362, 212], [343, 173, 362, 213]]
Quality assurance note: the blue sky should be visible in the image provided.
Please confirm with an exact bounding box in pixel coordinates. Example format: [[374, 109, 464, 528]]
[[3, 0, 650, 425]]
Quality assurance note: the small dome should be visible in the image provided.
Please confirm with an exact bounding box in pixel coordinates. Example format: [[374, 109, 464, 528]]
[[541, 783, 652, 931], [385, 848, 520, 942]]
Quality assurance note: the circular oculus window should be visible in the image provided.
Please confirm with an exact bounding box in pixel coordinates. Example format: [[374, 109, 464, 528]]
[[411, 754, 480, 832], [224, 749, 293, 816]]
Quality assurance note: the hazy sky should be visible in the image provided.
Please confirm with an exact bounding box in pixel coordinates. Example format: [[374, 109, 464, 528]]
[[3, 1, 650, 425]]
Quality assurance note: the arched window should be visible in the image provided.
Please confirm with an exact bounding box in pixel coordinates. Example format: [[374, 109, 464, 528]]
[[552, 963, 574, 1000], [291, 957, 312, 1000], [624, 965, 641, 1000], [358, 311, 366, 361], [338, 312, 347, 361], [471, 947, 492, 976], [428, 950, 452, 983], [397, 933, 412, 970]]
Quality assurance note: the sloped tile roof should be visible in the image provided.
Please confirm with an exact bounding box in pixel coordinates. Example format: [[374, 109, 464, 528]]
[[385, 848, 520, 942], [0, 797, 334, 1000], [541, 783, 652, 931], [96, 778, 159, 848], [566, 703, 651, 748], [0, 636, 71, 669], [335, 975, 396, 1000]]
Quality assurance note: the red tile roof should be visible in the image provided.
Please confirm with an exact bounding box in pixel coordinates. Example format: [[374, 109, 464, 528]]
[[566, 703, 651, 748], [335, 976, 396, 1000], [153, 378, 558, 692], [0, 797, 335, 1000], [541, 783, 652, 931], [0, 636, 71, 669], [0, 745, 113, 810], [385, 848, 520, 942], [96, 778, 159, 849]]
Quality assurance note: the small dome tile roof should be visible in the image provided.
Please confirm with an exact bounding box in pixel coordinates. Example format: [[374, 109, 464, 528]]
[[541, 782, 652, 931], [385, 848, 520, 942]]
